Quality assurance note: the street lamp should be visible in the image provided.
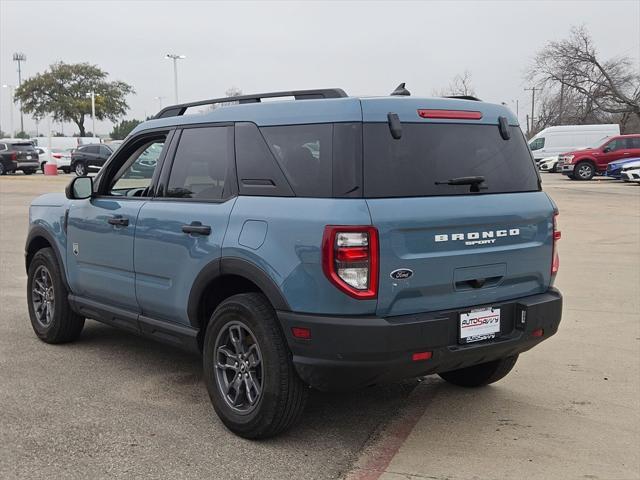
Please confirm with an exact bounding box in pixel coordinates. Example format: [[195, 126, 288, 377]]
[[2, 84, 15, 137], [86, 91, 96, 137], [154, 95, 165, 110], [165, 54, 186, 104], [12, 53, 26, 133]]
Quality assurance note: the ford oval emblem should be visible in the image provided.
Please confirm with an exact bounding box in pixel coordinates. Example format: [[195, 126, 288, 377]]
[[390, 269, 413, 280]]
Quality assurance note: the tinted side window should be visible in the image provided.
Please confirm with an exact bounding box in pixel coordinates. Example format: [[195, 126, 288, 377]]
[[166, 126, 232, 200], [630, 137, 640, 149], [86, 145, 99, 154], [235, 122, 294, 197], [99, 146, 112, 156], [261, 124, 332, 197]]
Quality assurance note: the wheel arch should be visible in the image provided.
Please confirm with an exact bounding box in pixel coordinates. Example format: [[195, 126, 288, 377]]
[[188, 257, 290, 332], [25, 226, 70, 291]]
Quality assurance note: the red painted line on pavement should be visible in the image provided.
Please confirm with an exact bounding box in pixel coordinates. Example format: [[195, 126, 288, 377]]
[[346, 384, 435, 480]]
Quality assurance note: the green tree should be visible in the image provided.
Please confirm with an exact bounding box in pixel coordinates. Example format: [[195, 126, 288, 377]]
[[15, 131, 30, 139], [14, 62, 134, 137], [110, 119, 142, 140]]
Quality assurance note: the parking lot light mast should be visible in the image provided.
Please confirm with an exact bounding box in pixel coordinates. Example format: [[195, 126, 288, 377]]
[[12, 52, 26, 134], [154, 95, 165, 111], [165, 54, 186, 104], [2, 84, 15, 137], [86, 91, 96, 138]]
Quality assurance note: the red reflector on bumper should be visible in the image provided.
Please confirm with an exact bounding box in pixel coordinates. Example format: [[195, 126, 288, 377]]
[[412, 351, 432, 361], [531, 328, 544, 338], [292, 327, 311, 339]]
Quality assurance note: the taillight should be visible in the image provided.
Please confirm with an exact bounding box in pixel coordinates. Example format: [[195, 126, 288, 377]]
[[10, 152, 17, 161], [551, 211, 561, 276], [322, 226, 379, 299], [52, 153, 62, 159]]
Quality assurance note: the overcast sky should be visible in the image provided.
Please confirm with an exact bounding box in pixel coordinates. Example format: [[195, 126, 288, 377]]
[[1, 0, 639, 136]]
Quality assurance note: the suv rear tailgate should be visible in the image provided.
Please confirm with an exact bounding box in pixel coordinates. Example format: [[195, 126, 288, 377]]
[[368, 192, 554, 316]]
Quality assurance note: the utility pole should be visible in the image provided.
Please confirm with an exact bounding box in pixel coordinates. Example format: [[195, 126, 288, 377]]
[[2, 84, 15, 137], [558, 78, 565, 125], [13, 52, 26, 134], [524, 87, 536, 136], [165, 54, 186, 104]]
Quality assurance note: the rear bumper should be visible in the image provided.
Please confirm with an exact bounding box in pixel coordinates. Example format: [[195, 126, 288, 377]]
[[278, 288, 562, 391], [17, 161, 39, 171]]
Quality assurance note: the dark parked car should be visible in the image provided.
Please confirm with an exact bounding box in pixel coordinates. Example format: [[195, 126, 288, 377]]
[[70, 144, 113, 176], [0, 141, 39, 175]]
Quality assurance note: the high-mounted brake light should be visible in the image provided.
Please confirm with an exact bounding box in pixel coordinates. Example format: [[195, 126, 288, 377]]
[[417, 109, 483, 120], [322, 226, 379, 299], [551, 212, 561, 276]]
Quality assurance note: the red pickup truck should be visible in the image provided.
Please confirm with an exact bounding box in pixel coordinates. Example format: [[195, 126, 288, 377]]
[[557, 134, 640, 180]]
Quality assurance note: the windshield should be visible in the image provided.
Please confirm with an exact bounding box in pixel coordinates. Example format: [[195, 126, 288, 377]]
[[363, 123, 539, 197]]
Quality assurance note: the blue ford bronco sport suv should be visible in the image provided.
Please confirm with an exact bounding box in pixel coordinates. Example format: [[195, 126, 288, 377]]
[[25, 86, 562, 439]]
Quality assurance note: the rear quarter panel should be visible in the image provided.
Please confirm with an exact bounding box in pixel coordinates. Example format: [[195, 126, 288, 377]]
[[224, 196, 376, 315]]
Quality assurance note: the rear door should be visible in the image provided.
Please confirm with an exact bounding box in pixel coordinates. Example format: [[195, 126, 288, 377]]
[[134, 125, 236, 325], [362, 120, 554, 317]]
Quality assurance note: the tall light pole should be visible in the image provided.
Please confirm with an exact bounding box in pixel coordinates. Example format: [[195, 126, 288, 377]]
[[154, 95, 165, 111], [2, 84, 15, 137], [165, 54, 185, 104], [86, 91, 96, 137], [525, 87, 536, 137], [13, 52, 26, 134]]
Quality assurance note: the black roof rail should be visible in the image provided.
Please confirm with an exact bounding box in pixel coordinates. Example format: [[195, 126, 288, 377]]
[[444, 95, 481, 101], [155, 88, 348, 119]]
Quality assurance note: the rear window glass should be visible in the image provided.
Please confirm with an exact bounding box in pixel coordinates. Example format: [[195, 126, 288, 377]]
[[260, 124, 332, 197], [363, 123, 539, 197], [8, 143, 35, 151]]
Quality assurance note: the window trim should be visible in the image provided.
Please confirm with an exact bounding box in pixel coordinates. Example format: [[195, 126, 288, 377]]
[[93, 128, 175, 199], [155, 122, 238, 204]]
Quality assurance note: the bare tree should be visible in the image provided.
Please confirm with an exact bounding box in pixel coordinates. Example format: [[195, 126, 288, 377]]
[[528, 26, 640, 127], [433, 70, 476, 97]]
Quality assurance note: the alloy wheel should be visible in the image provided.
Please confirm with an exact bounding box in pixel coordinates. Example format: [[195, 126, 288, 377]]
[[577, 164, 592, 179], [32, 265, 55, 328], [214, 321, 264, 414]]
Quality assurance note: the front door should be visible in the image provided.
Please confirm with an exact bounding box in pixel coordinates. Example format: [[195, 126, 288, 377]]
[[596, 138, 628, 170], [66, 133, 170, 311], [134, 125, 236, 325]]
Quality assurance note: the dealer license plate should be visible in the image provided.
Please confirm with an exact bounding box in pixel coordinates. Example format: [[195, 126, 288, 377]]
[[459, 307, 500, 344]]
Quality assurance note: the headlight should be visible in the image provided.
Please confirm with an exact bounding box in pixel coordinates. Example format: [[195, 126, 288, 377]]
[[565, 155, 574, 162]]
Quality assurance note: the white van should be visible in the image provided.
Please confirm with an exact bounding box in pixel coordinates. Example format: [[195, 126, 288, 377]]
[[528, 124, 620, 161]]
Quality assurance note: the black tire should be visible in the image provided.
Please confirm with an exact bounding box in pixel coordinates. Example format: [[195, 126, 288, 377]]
[[74, 162, 87, 176], [574, 161, 595, 181], [551, 164, 558, 173], [27, 248, 85, 343], [438, 355, 519, 388], [23, 169, 36, 175], [41, 162, 47, 173], [0, 163, 5, 175], [61, 167, 70, 174], [203, 293, 308, 439]]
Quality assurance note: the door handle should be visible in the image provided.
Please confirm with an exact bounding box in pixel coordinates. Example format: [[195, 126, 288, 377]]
[[181, 221, 211, 235], [107, 215, 129, 227]]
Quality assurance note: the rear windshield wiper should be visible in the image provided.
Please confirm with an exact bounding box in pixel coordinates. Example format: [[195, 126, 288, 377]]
[[435, 176, 486, 192]]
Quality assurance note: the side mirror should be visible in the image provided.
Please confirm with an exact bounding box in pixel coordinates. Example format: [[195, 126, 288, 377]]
[[65, 176, 93, 200], [603, 146, 611, 153]]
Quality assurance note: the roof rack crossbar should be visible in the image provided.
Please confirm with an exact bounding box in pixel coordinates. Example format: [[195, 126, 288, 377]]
[[155, 88, 348, 119]]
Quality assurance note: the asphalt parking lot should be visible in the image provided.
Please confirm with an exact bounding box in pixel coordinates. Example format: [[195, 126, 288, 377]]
[[1, 172, 639, 480]]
